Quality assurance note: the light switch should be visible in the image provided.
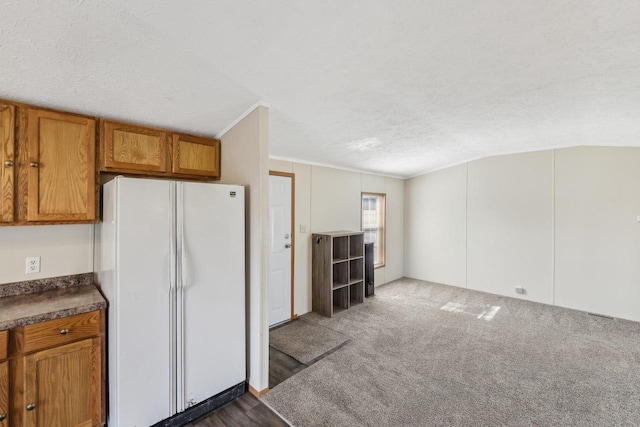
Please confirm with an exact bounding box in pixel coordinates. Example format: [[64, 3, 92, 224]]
[[300, 224, 307, 233]]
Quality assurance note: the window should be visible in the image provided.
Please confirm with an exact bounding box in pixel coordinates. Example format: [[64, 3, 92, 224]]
[[361, 193, 385, 267]]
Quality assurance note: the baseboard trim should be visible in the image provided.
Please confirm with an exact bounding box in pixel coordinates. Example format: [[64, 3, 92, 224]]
[[151, 382, 246, 427], [249, 384, 269, 398]]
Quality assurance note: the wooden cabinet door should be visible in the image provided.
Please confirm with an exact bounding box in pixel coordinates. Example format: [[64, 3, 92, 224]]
[[172, 134, 220, 178], [100, 120, 169, 173], [23, 338, 102, 427], [0, 103, 15, 223], [27, 109, 96, 222], [0, 330, 6, 360], [0, 361, 8, 427]]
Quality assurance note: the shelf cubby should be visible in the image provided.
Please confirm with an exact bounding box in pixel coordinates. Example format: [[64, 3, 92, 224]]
[[349, 281, 364, 306], [349, 234, 364, 257], [333, 287, 350, 312], [332, 236, 349, 261], [349, 258, 363, 283], [332, 261, 349, 288]]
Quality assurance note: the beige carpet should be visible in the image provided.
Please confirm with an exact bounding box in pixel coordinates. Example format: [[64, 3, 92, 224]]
[[270, 318, 350, 364], [263, 278, 640, 426]]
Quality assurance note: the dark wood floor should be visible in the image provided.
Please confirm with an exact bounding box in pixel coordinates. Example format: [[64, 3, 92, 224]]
[[269, 345, 307, 389], [188, 346, 304, 427], [187, 392, 288, 427]]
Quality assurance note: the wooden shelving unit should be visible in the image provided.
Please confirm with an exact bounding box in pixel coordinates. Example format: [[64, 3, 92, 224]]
[[312, 231, 365, 317]]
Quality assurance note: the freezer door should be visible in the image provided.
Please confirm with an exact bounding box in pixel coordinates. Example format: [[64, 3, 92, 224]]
[[177, 182, 246, 410], [113, 177, 175, 426]]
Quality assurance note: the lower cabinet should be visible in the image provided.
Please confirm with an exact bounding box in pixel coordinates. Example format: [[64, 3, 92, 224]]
[[21, 338, 102, 427], [0, 362, 8, 426], [8, 310, 105, 427], [1, 329, 8, 426]]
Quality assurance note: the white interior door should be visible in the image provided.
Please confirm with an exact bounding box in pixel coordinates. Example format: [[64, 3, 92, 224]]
[[269, 174, 293, 326]]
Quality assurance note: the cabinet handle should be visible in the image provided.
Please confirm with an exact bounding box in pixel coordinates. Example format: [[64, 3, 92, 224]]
[[3, 160, 13, 167], [29, 162, 39, 168], [0, 413, 6, 421], [26, 403, 36, 411], [60, 328, 70, 335]]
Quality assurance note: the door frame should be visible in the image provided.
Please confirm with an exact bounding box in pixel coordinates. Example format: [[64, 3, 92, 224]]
[[269, 171, 296, 320]]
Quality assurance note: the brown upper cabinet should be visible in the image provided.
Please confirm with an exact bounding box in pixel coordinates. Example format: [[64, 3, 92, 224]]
[[1, 98, 222, 226], [0, 103, 16, 223], [100, 120, 170, 174], [99, 119, 220, 180], [172, 133, 220, 178], [27, 109, 96, 222]]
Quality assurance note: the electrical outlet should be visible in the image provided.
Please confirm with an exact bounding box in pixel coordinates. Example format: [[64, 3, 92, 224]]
[[26, 256, 40, 274], [515, 286, 525, 295]]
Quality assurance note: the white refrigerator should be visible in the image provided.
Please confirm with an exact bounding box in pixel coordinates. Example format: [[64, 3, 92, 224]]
[[95, 176, 246, 427]]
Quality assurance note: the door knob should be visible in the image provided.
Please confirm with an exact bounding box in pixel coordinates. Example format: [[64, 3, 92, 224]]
[[26, 403, 36, 411], [284, 243, 292, 249]]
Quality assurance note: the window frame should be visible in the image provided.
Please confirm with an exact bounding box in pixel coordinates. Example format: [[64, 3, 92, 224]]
[[361, 192, 386, 269]]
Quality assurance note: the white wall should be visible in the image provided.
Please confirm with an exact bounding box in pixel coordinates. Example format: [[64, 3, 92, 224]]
[[405, 147, 640, 322], [0, 224, 94, 284], [292, 163, 313, 315], [555, 147, 640, 321], [220, 105, 270, 393], [269, 160, 404, 315], [382, 177, 404, 285], [404, 164, 466, 287], [467, 151, 553, 304], [311, 166, 361, 231]]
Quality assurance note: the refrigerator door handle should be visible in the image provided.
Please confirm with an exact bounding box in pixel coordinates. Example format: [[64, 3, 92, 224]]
[[178, 185, 188, 291], [170, 184, 177, 292], [181, 241, 188, 290]]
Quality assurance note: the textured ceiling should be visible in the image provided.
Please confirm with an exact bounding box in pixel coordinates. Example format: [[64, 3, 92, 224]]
[[1, 1, 639, 178]]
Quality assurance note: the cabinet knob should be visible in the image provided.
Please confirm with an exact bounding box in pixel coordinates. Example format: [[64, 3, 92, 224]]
[[29, 162, 39, 168], [3, 160, 13, 167], [60, 328, 70, 335], [26, 403, 36, 411], [0, 413, 6, 421]]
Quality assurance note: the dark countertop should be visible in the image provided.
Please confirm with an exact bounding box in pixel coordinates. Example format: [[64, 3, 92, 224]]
[[0, 273, 107, 330]]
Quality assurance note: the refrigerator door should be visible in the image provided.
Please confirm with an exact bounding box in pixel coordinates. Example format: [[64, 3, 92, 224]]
[[177, 182, 246, 410], [113, 177, 175, 426]]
